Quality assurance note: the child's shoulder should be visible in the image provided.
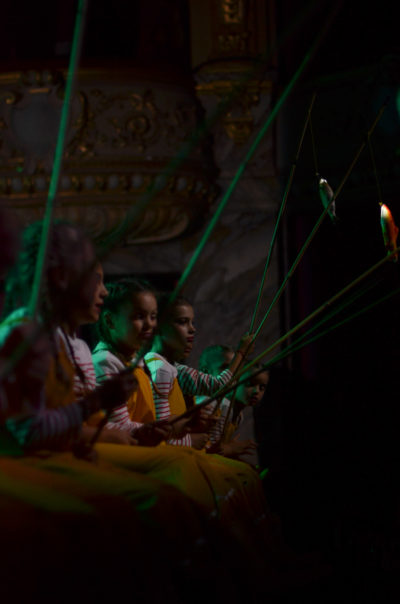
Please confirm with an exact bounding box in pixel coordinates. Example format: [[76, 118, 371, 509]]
[[144, 352, 177, 377], [0, 308, 30, 346]]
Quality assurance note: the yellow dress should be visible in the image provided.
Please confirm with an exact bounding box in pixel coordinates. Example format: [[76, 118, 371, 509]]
[[127, 366, 156, 423], [142, 353, 272, 542], [4, 331, 259, 601]]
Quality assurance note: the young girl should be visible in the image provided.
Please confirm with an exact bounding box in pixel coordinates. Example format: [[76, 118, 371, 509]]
[[91, 284, 270, 530], [0, 221, 134, 451], [144, 295, 274, 533], [0, 220, 189, 600], [2, 223, 227, 510], [230, 366, 270, 468], [198, 344, 259, 461], [145, 294, 254, 446], [93, 280, 206, 446], [58, 270, 170, 448]]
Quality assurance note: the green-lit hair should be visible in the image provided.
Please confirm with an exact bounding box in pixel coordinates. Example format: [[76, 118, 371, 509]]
[[95, 277, 156, 349], [2, 219, 89, 319], [198, 344, 234, 373]]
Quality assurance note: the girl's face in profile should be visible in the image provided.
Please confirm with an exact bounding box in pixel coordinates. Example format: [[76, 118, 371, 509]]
[[237, 371, 269, 406], [108, 291, 158, 356], [161, 304, 196, 360], [77, 262, 108, 325]]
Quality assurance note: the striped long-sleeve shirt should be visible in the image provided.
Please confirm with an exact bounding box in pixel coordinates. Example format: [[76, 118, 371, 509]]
[[92, 342, 142, 434], [144, 353, 191, 447], [176, 364, 233, 445], [0, 311, 89, 450], [175, 363, 233, 396], [58, 329, 97, 396]]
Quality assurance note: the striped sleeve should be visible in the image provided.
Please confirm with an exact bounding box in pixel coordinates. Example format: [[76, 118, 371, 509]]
[[1, 323, 86, 450], [92, 347, 142, 433], [176, 364, 233, 396], [145, 355, 192, 447], [6, 401, 84, 450], [144, 357, 174, 421], [167, 434, 192, 447], [104, 403, 142, 434]]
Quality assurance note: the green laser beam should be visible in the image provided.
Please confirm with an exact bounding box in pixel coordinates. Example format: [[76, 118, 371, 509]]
[[169, 4, 345, 304], [277, 275, 382, 355], [28, 0, 88, 319], [241, 245, 400, 382], [98, 0, 326, 257], [171, 274, 400, 423], [249, 92, 316, 332], [253, 99, 388, 340], [270, 284, 400, 367]]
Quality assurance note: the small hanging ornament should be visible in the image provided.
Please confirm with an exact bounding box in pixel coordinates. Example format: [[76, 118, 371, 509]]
[[318, 177, 337, 223], [380, 203, 399, 262]]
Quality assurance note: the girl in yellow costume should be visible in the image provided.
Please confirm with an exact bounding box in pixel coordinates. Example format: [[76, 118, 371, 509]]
[[143, 295, 278, 543], [91, 282, 272, 548], [1, 220, 252, 603]]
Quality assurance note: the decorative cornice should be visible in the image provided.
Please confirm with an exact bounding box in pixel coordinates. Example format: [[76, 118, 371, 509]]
[[0, 69, 216, 244], [196, 77, 273, 145]]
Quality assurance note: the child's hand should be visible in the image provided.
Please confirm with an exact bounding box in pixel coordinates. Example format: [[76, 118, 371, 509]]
[[167, 415, 192, 438], [187, 407, 218, 433], [134, 420, 171, 446], [99, 427, 138, 446], [237, 333, 255, 358], [190, 433, 209, 450], [95, 372, 138, 410], [221, 436, 258, 458]]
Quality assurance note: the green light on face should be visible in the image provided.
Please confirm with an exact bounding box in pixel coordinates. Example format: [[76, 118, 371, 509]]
[[16, 166, 23, 173]]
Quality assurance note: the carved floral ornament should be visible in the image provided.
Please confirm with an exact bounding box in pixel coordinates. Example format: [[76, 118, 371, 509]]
[[196, 78, 272, 145], [221, 0, 246, 24], [0, 70, 216, 245]]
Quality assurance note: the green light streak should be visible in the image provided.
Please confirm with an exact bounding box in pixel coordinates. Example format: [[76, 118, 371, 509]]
[[249, 93, 316, 332], [253, 100, 388, 340], [171, 54, 312, 302], [99, 0, 325, 256], [241, 244, 399, 380], [169, 2, 343, 303], [171, 260, 398, 426], [171, 245, 400, 418], [272, 284, 400, 367], [28, 0, 88, 318]]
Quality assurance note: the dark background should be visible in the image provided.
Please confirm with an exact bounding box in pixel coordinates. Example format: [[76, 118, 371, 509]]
[[1, 1, 399, 598]]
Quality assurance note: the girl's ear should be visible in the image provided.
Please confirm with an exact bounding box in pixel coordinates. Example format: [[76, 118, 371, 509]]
[[48, 266, 71, 292]]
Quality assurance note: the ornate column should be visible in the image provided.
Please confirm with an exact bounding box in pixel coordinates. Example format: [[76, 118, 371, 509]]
[[185, 0, 280, 360]]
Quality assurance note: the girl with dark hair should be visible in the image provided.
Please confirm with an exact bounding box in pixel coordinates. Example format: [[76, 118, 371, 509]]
[[0, 220, 134, 449], [146, 294, 254, 448], [144, 296, 273, 528], [90, 283, 279, 556], [92, 280, 204, 446]]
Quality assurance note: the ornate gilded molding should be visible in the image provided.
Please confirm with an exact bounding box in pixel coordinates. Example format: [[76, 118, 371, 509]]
[[196, 78, 272, 145], [0, 69, 216, 244], [221, 0, 246, 24]]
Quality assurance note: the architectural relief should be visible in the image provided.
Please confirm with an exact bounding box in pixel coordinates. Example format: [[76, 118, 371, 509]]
[[221, 0, 246, 24], [0, 69, 215, 244]]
